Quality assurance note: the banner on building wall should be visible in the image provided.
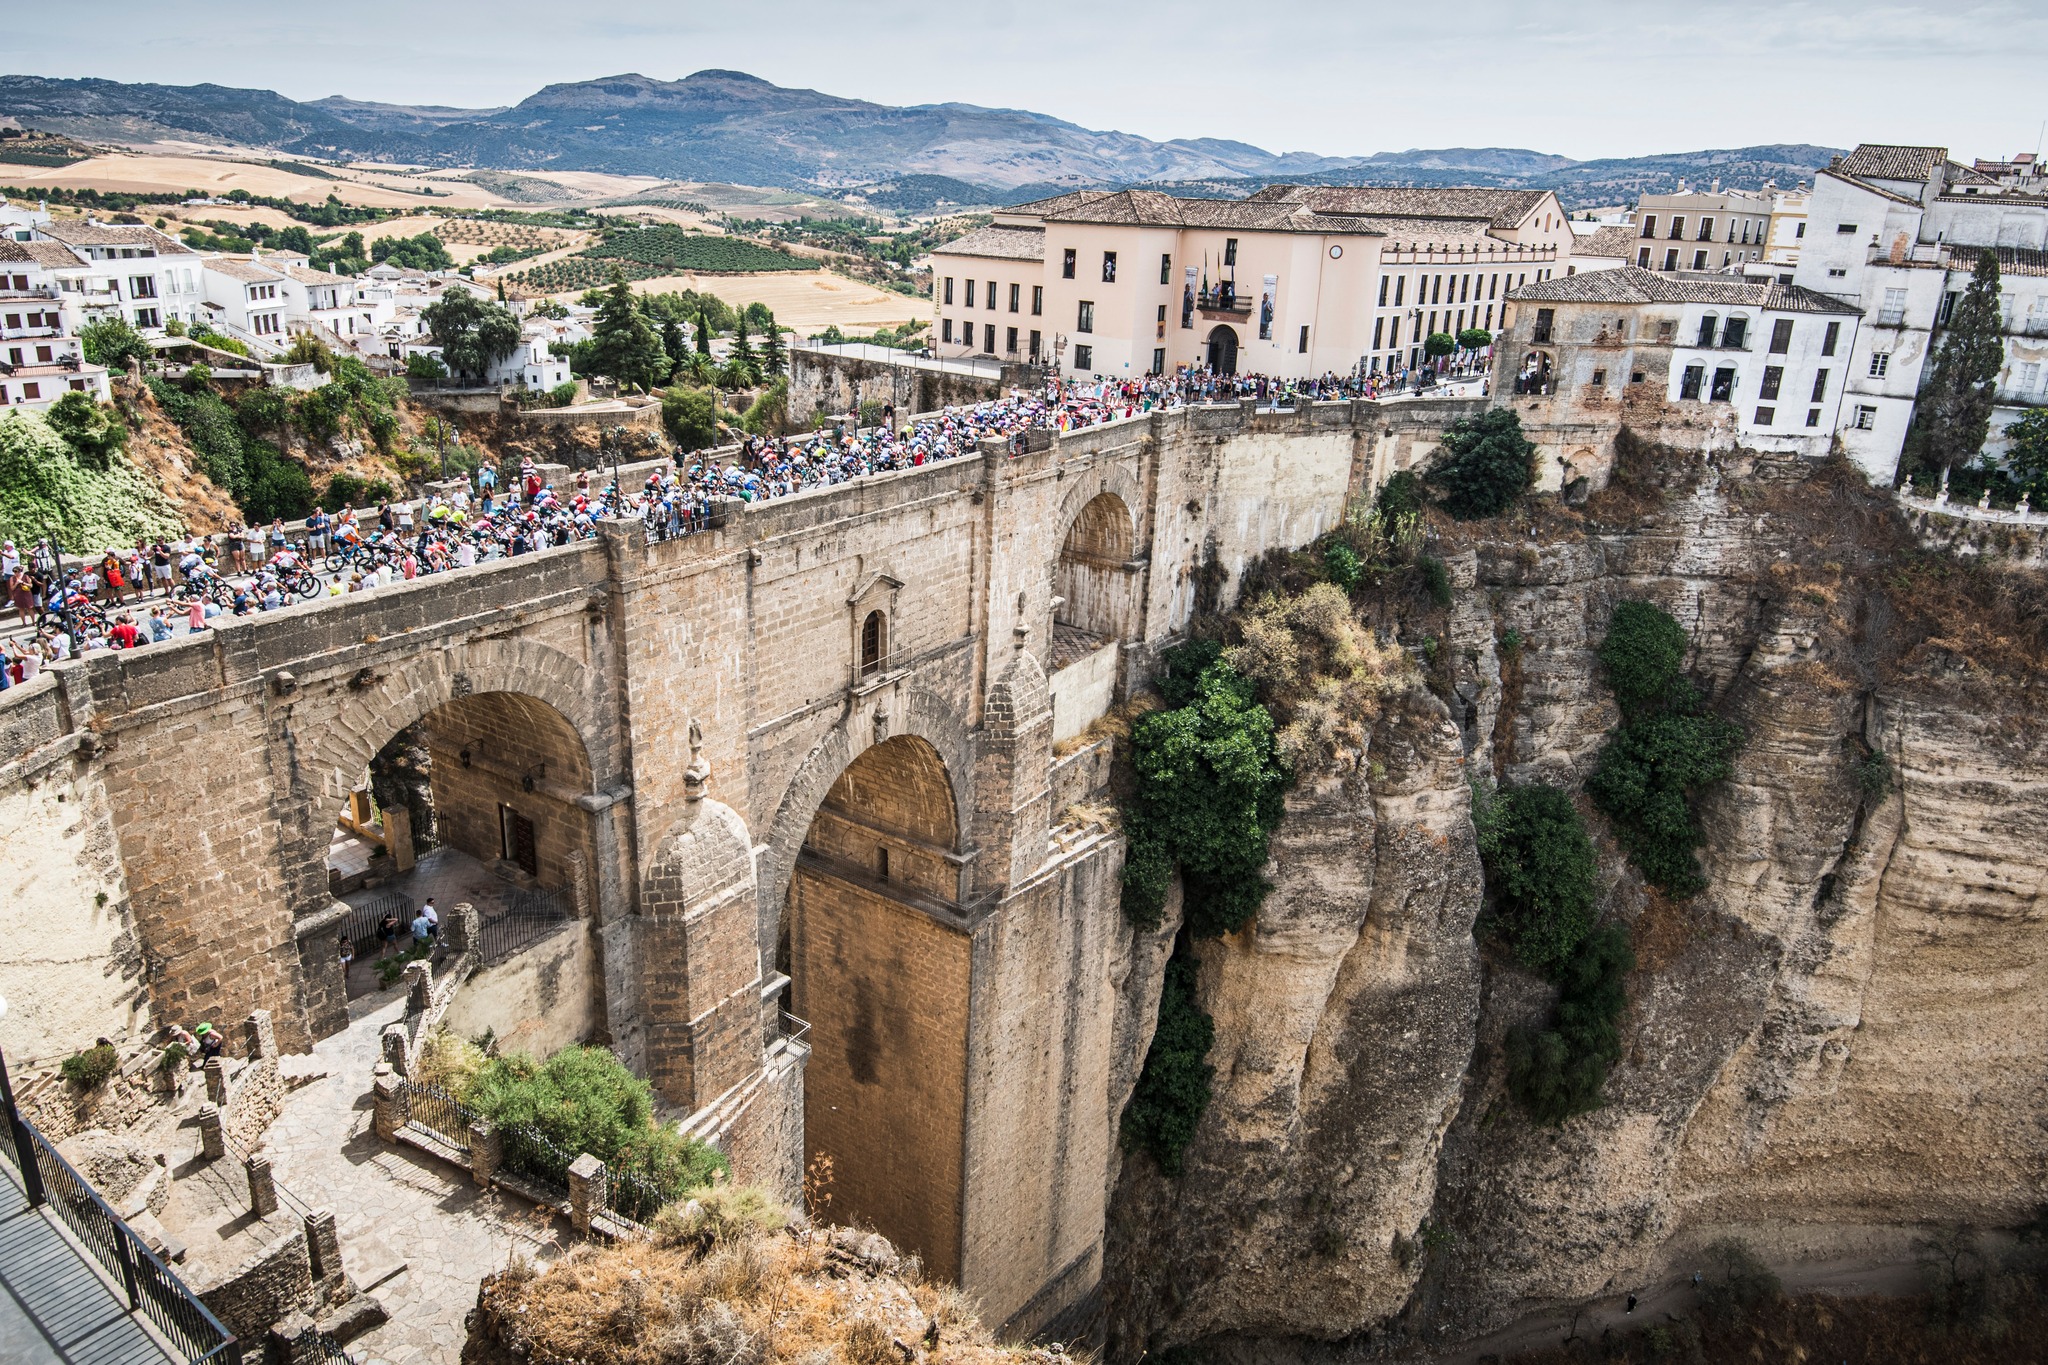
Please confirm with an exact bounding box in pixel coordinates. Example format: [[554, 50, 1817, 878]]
[[1259, 275, 1278, 340], [1182, 266, 1197, 329]]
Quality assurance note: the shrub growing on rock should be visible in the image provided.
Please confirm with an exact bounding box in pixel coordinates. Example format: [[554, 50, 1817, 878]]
[[1504, 923, 1631, 1124], [1425, 408, 1536, 520], [1121, 648, 1289, 935], [1119, 953, 1214, 1176], [1474, 782, 1599, 977], [1587, 601, 1743, 896], [61, 1043, 120, 1089]]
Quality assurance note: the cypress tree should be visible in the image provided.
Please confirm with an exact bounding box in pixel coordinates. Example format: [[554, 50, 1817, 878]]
[[760, 311, 787, 377], [1902, 250, 2005, 475], [694, 306, 713, 356]]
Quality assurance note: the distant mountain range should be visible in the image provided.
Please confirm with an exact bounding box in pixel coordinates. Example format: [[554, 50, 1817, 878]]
[[0, 70, 1843, 208]]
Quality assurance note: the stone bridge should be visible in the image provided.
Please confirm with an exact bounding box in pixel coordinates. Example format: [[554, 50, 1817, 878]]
[[0, 394, 1477, 1334]]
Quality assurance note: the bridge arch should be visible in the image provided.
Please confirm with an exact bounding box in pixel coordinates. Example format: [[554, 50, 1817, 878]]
[[783, 731, 971, 1280], [755, 686, 975, 959], [280, 637, 620, 1031]]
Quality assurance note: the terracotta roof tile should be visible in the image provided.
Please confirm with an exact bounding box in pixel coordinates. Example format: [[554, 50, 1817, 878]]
[[1837, 144, 1947, 183], [36, 221, 194, 254], [931, 224, 1044, 262], [1506, 265, 1858, 314]]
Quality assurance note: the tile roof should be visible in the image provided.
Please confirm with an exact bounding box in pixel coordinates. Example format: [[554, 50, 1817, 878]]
[[204, 257, 285, 284], [1506, 265, 1858, 314], [0, 238, 84, 267], [1248, 184, 1551, 229], [1002, 190, 1116, 216], [1966, 245, 2048, 279], [1944, 160, 1999, 187], [1837, 144, 1947, 183], [1571, 224, 1640, 259], [284, 265, 350, 286], [931, 224, 1045, 262], [37, 221, 194, 253], [1042, 189, 1393, 235]]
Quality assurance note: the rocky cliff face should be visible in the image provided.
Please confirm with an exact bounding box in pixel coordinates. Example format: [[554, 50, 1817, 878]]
[[1101, 446, 2048, 1356]]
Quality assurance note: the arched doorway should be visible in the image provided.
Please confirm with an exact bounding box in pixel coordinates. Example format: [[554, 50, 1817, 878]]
[[1206, 324, 1239, 375], [787, 735, 967, 1279], [327, 690, 596, 1007]]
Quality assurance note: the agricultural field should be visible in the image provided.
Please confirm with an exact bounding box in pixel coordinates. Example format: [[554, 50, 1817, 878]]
[[592, 224, 809, 273], [636, 269, 925, 335]]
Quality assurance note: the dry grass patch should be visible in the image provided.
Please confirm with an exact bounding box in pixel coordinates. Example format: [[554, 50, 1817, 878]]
[[469, 1187, 1073, 1365]]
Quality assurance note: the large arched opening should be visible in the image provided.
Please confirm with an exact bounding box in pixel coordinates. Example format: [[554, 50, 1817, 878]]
[[326, 689, 595, 1010], [1049, 491, 1136, 742], [786, 735, 968, 1280]]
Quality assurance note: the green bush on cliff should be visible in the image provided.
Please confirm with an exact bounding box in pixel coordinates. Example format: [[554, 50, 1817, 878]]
[[1119, 953, 1214, 1176], [1587, 601, 1743, 897], [1424, 408, 1536, 520], [1474, 782, 1599, 977], [1121, 644, 1289, 936], [0, 409, 182, 550], [1504, 923, 1632, 1125]]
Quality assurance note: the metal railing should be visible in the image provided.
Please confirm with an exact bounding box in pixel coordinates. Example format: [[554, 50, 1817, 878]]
[[338, 889, 416, 956], [475, 887, 574, 967], [500, 1122, 574, 1197], [604, 1167, 664, 1223], [778, 1010, 812, 1051], [400, 1078, 477, 1150], [3, 1109, 241, 1361]]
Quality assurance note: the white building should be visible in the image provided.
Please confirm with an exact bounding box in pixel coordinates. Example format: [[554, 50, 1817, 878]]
[[0, 239, 112, 410], [1792, 142, 2048, 481], [1500, 266, 1861, 459], [30, 220, 205, 333]]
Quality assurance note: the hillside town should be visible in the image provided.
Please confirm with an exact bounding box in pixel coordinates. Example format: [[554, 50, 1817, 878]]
[[3, 69, 2048, 1365]]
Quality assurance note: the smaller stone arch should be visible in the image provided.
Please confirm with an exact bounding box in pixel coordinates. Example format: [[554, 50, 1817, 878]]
[[755, 686, 975, 960], [1055, 491, 1140, 643]]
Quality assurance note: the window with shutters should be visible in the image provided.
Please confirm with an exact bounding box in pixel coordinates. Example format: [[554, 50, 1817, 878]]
[[1009, 283, 1020, 312], [1073, 344, 1092, 370], [1878, 288, 1907, 326], [1822, 320, 1840, 355], [1869, 352, 1890, 378], [1812, 369, 1829, 401], [943, 277, 954, 304], [1077, 301, 1093, 333], [1031, 286, 1043, 316], [1769, 319, 1794, 353], [1680, 365, 1704, 400], [1754, 407, 1775, 426], [1641, 215, 1658, 238], [1224, 238, 1238, 266], [1760, 365, 1783, 400], [1160, 253, 1172, 285], [965, 279, 976, 308]]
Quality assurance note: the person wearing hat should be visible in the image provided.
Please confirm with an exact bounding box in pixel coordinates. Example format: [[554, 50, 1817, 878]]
[[194, 1023, 223, 1061]]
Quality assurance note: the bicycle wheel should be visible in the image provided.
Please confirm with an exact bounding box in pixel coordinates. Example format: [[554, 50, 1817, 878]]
[[294, 573, 321, 601]]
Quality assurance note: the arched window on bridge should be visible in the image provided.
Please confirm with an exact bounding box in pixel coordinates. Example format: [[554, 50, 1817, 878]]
[[859, 610, 887, 679]]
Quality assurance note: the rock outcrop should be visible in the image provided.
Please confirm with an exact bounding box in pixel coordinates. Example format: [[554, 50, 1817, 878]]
[[1102, 446, 2048, 1355]]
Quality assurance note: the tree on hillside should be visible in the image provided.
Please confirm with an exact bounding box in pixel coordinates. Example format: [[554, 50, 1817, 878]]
[[694, 305, 715, 355], [79, 317, 151, 370], [1903, 250, 2005, 475], [589, 271, 669, 391], [421, 290, 522, 379], [1425, 408, 1536, 519], [662, 385, 721, 451], [276, 225, 315, 255], [732, 317, 757, 373], [759, 311, 787, 378], [659, 316, 688, 372]]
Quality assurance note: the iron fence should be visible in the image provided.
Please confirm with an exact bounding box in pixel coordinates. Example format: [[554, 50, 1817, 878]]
[[318, 1332, 359, 1364], [12, 1120, 241, 1362], [338, 890, 416, 956], [604, 1166, 665, 1224], [500, 1121, 575, 1196], [475, 886, 574, 967], [401, 1079, 478, 1150]]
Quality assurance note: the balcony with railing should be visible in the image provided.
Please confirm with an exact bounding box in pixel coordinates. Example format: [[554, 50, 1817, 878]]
[[1, 1072, 241, 1363]]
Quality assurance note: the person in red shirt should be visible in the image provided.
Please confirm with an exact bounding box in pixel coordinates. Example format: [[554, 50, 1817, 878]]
[[109, 614, 140, 649]]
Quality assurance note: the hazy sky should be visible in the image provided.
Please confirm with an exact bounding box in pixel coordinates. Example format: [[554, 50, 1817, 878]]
[[9, 0, 2046, 162]]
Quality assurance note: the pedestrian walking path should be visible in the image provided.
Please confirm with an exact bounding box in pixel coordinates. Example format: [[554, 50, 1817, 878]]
[[0, 1165, 175, 1365], [262, 990, 566, 1364]]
